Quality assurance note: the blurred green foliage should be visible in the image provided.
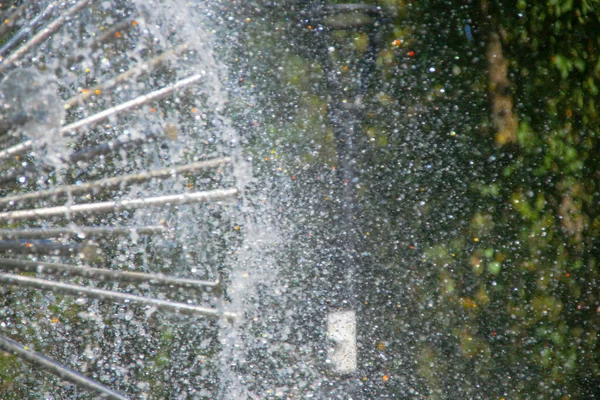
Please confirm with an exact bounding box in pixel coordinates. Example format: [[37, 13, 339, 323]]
[[389, 0, 600, 397]]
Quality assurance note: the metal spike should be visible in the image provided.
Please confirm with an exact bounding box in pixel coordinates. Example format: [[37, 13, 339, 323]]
[[0, 2, 57, 57], [60, 74, 204, 136], [0, 158, 231, 207], [0, 0, 92, 74], [0, 188, 239, 222], [0, 72, 203, 163], [0, 225, 166, 239], [0, 273, 235, 320], [0, 334, 129, 400], [66, 43, 191, 108], [0, 140, 33, 163], [0, 258, 222, 293], [0, 240, 97, 257]]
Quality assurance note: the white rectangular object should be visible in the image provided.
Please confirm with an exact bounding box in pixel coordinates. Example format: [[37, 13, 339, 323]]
[[327, 310, 357, 374]]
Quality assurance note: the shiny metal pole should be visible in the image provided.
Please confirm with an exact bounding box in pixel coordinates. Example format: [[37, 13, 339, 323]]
[[301, 3, 389, 396]]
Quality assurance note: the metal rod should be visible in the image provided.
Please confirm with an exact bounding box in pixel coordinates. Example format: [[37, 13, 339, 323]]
[[0, 240, 93, 256], [0, 129, 162, 166], [67, 133, 158, 163], [0, 258, 221, 293], [0, 334, 128, 400], [0, 2, 57, 57], [60, 74, 204, 136], [0, 0, 92, 74], [66, 43, 191, 108], [0, 140, 32, 163], [0, 158, 231, 207], [0, 273, 235, 320], [0, 188, 239, 222], [0, 225, 166, 239], [0, 74, 201, 162]]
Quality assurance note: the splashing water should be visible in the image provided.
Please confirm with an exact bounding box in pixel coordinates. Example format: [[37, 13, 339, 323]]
[[0, 1, 348, 398]]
